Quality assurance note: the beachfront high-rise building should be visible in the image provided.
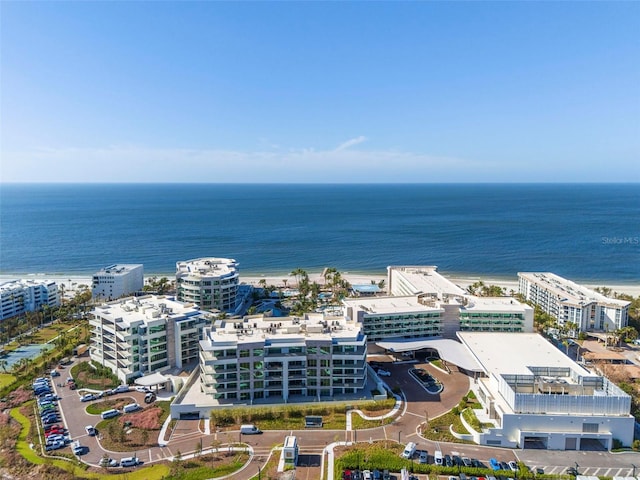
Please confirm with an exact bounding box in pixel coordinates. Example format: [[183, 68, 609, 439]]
[[89, 295, 212, 382], [176, 258, 240, 313], [343, 294, 533, 343], [91, 264, 144, 301], [347, 266, 533, 343], [199, 313, 367, 403], [0, 279, 60, 321], [387, 265, 466, 298], [518, 272, 630, 332]]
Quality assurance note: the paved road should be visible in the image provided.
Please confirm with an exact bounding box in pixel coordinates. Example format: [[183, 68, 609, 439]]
[[44, 357, 640, 478]]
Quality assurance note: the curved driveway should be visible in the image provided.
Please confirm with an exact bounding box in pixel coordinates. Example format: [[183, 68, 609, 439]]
[[50, 359, 640, 478]]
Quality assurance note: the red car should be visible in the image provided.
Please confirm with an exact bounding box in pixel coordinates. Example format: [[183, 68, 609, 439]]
[[43, 424, 60, 432], [45, 429, 64, 437]]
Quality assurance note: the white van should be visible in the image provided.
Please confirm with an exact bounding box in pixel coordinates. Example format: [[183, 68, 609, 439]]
[[114, 385, 130, 393], [401, 441, 417, 459], [240, 424, 262, 435], [120, 456, 139, 467], [434, 450, 443, 465], [101, 408, 120, 419], [123, 403, 141, 413]]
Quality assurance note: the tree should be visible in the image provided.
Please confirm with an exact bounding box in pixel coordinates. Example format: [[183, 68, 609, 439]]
[[140, 428, 149, 447], [194, 438, 202, 457], [210, 438, 221, 461], [290, 268, 306, 288]]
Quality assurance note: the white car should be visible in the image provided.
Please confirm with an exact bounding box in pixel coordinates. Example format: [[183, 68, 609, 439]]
[[508, 461, 519, 471], [377, 369, 391, 377], [100, 457, 119, 467], [85, 425, 96, 436], [135, 386, 150, 393], [80, 393, 96, 402]]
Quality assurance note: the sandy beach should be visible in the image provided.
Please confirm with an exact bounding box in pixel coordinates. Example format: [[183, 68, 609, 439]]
[[1, 272, 638, 298]]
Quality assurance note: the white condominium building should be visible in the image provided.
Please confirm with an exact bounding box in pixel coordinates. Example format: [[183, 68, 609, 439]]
[[344, 294, 533, 342], [518, 272, 630, 332], [387, 265, 466, 298], [176, 258, 240, 313], [459, 332, 634, 450], [90, 295, 212, 382], [199, 313, 367, 403], [343, 296, 446, 342], [0, 279, 60, 320], [92, 264, 144, 300]]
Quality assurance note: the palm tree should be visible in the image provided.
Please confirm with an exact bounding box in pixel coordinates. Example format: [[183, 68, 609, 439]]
[[323, 267, 337, 287], [290, 268, 306, 288], [0, 360, 8, 373]]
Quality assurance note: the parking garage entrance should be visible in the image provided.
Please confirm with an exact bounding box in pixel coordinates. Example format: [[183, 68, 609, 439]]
[[523, 436, 548, 449]]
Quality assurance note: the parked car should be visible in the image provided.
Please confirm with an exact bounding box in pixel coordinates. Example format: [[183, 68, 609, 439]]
[[362, 471, 372, 480], [72, 441, 86, 455], [45, 441, 65, 451], [80, 393, 96, 402], [100, 457, 119, 467], [85, 425, 96, 436], [376, 369, 391, 377], [489, 458, 500, 471], [401, 441, 417, 459], [419, 450, 428, 464], [462, 457, 472, 467], [50, 370, 60, 377], [508, 461, 519, 472], [135, 386, 151, 393], [120, 456, 140, 467]]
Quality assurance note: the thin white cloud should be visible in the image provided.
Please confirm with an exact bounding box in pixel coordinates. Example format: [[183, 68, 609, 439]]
[[1, 144, 495, 183], [334, 136, 367, 152]]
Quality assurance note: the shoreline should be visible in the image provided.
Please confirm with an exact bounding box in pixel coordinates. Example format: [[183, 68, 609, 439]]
[[1, 271, 638, 298]]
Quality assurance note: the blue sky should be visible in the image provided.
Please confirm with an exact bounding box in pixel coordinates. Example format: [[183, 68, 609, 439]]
[[1, 1, 639, 183]]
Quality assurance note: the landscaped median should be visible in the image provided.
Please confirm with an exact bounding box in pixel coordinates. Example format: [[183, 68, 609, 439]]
[[210, 398, 397, 432]]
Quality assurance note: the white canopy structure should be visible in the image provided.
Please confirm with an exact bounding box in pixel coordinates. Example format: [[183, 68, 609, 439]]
[[376, 337, 483, 372], [134, 372, 170, 388]]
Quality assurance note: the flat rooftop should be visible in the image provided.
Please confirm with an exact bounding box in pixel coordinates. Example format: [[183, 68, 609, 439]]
[[388, 266, 466, 297], [93, 264, 142, 276], [204, 313, 363, 345], [462, 296, 532, 313], [94, 295, 205, 327], [176, 257, 239, 278], [458, 332, 591, 376], [343, 296, 443, 314], [519, 272, 629, 308], [1, 278, 57, 291]]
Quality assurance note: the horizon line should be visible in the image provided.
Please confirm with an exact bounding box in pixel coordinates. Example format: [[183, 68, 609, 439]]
[[2, 181, 639, 186]]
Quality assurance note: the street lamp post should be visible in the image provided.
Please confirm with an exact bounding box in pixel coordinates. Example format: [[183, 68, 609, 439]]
[[632, 464, 637, 477], [398, 431, 402, 445]]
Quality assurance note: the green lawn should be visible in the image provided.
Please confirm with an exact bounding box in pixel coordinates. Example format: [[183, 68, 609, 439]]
[[0, 373, 16, 389]]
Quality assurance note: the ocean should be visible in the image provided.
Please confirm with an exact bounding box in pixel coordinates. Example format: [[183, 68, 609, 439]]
[[0, 183, 638, 282]]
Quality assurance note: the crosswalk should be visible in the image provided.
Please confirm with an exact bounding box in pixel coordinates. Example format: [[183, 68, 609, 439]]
[[527, 465, 637, 477]]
